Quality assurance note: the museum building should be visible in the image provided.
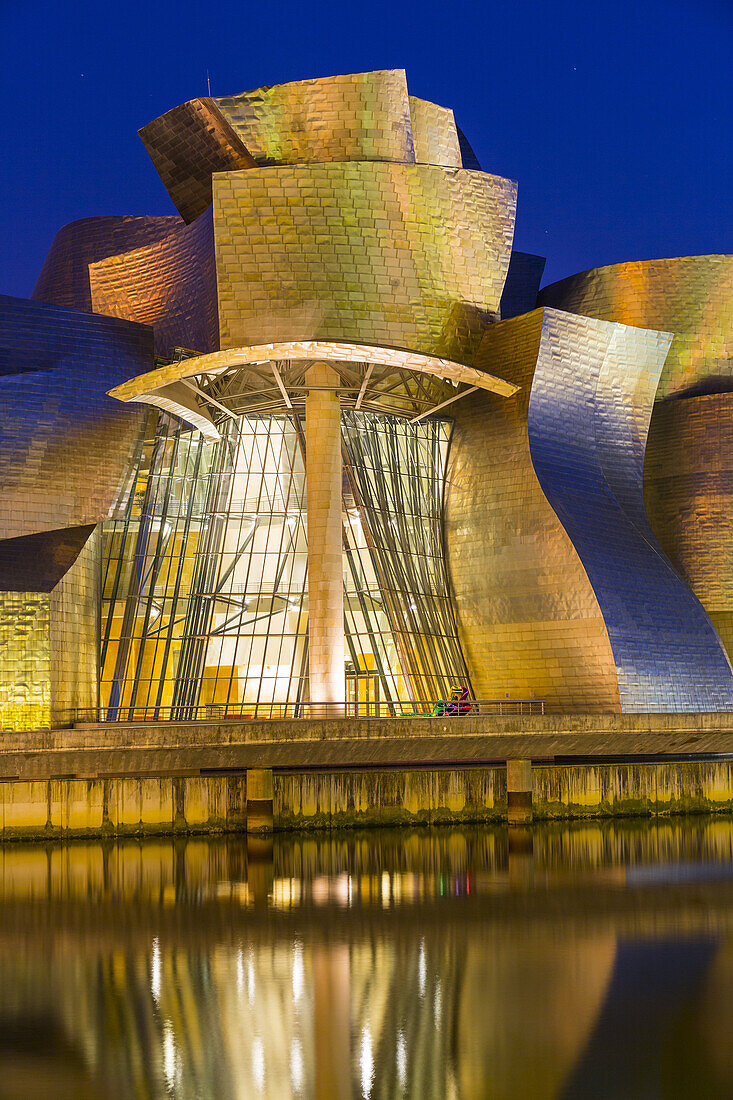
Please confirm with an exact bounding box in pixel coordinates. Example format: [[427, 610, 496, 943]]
[[1, 69, 731, 727]]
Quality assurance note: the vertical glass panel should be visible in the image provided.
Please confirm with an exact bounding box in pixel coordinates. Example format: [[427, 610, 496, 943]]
[[342, 410, 471, 703], [101, 413, 309, 719]]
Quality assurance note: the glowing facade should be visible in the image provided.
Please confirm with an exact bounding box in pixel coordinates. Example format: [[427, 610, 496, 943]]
[[0, 68, 730, 726]]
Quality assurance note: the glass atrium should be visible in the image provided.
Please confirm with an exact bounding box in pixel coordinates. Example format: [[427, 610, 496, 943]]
[[100, 410, 470, 718]]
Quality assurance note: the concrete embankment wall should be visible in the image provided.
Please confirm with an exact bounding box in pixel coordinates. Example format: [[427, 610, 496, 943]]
[[277, 761, 733, 828], [1, 761, 733, 838], [0, 776, 246, 840]]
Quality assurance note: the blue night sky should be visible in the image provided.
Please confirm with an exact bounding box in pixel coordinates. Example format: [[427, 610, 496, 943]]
[[0, 0, 730, 296]]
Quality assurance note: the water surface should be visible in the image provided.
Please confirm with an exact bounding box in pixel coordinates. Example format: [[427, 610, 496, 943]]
[[1, 818, 733, 1098]]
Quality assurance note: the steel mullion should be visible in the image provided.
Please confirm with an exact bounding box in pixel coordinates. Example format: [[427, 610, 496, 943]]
[[152, 433, 205, 715]]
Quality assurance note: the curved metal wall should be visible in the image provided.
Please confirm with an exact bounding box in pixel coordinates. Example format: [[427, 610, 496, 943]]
[[444, 310, 622, 713], [34, 71, 514, 373], [446, 307, 733, 712], [26, 71, 732, 715], [527, 309, 733, 712], [0, 295, 153, 542], [30, 212, 216, 358], [213, 163, 516, 361], [538, 255, 733, 401], [645, 392, 733, 666], [31, 214, 181, 313], [89, 208, 218, 356], [0, 296, 154, 729], [138, 97, 256, 223], [408, 96, 462, 167], [539, 254, 733, 674], [215, 70, 416, 166]]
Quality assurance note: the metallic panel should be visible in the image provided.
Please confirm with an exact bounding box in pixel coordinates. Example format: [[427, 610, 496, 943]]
[[138, 97, 256, 223], [0, 593, 50, 731], [538, 255, 733, 400], [500, 251, 546, 319], [215, 70, 415, 165], [456, 125, 482, 170], [539, 254, 733, 677], [408, 96, 462, 167], [445, 310, 622, 713], [0, 525, 95, 591], [213, 163, 517, 360], [0, 295, 153, 542], [447, 306, 733, 712], [89, 207, 218, 356], [0, 296, 148, 729], [644, 392, 733, 665], [527, 309, 733, 712], [31, 214, 180, 313], [49, 525, 100, 726]]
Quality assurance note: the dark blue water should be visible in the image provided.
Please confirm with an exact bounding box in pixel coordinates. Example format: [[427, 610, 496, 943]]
[[1, 818, 732, 1098]]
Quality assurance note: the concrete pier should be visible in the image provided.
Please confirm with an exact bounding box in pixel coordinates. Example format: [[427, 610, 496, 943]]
[[507, 758, 533, 824], [246, 767, 274, 835]]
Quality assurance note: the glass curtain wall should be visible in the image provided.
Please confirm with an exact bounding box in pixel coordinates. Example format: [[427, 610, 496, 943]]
[[100, 410, 470, 719], [101, 413, 308, 719], [342, 411, 471, 703]]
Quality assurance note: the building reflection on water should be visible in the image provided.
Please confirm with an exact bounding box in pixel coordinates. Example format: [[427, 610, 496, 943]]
[[1, 821, 733, 1097]]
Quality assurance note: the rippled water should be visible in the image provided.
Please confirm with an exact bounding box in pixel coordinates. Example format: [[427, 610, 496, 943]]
[[1, 818, 733, 1097]]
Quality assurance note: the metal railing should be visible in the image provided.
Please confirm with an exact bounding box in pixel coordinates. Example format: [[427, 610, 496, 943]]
[[73, 698, 545, 725]]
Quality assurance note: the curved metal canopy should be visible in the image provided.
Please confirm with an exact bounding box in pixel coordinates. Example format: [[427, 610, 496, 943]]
[[108, 339, 519, 438]]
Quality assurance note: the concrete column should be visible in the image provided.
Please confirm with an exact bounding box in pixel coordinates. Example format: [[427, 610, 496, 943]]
[[507, 758, 533, 825], [305, 362, 345, 711], [246, 767, 273, 834]]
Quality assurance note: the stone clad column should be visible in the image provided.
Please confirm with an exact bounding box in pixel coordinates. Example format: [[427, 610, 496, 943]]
[[305, 363, 345, 711]]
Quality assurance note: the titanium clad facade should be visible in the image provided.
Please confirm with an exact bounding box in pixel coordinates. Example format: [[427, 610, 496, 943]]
[[527, 310, 732, 712], [214, 70, 416, 165], [31, 214, 181, 313], [645, 392, 733, 665], [89, 207, 219, 356], [444, 311, 622, 713], [540, 256, 733, 672], [408, 96, 462, 167], [538, 255, 733, 400], [0, 295, 153, 728], [446, 308, 733, 712], [7, 67, 733, 725], [213, 163, 517, 359], [138, 97, 256, 224], [0, 295, 153, 541]]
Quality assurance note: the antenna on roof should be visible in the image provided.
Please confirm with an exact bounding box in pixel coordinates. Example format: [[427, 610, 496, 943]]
[[206, 69, 211, 96]]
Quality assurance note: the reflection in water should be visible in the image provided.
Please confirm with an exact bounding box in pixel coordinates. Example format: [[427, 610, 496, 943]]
[[0, 819, 733, 1096]]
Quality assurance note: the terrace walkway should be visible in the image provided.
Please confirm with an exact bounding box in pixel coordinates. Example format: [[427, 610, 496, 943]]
[[2, 711, 733, 781]]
